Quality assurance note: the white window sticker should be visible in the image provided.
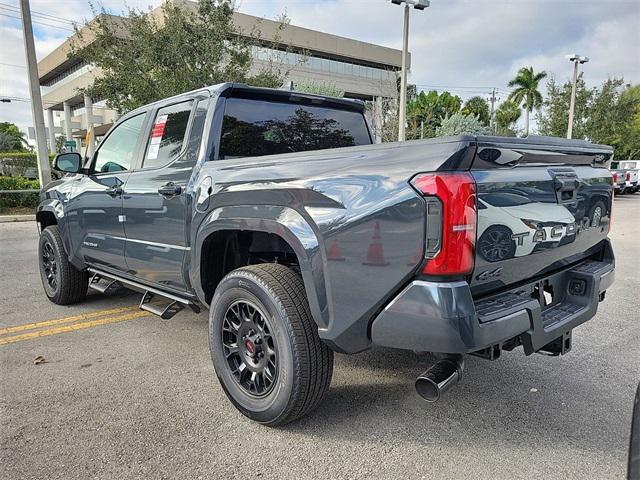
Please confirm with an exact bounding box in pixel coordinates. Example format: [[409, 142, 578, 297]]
[[147, 114, 168, 160]]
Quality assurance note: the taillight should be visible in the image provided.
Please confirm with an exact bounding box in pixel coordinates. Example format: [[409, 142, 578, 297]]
[[613, 172, 618, 183], [410, 172, 477, 276], [626, 172, 631, 181]]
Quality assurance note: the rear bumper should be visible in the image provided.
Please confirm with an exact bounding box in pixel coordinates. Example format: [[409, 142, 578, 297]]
[[371, 240, 615, 355]]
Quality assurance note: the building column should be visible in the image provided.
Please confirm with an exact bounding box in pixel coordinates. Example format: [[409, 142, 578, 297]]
[[83, 94, 95, 157], [46, 108, 56, 154], [63, 101, 73, 141]]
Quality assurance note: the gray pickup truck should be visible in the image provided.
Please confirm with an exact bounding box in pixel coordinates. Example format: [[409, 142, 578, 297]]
[[38, 83, 615, 425]]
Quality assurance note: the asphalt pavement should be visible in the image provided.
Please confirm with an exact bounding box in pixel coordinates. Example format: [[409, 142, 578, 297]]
[[1, 196, 639, 479]]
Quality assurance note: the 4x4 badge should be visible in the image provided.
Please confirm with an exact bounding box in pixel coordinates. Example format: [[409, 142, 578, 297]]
[[476, 267, 503, 281]]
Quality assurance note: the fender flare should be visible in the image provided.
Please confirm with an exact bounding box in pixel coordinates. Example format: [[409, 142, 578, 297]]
[[36, 200, 75, 262], [191, 205, 330, 330]]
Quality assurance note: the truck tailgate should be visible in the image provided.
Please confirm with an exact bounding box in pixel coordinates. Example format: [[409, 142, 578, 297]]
[[469, 137, 613, 297]]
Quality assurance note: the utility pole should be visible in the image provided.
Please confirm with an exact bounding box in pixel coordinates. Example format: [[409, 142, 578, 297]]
[[566, 54, 589, 139], [488, 88, 498, 135], [19, 0, 51, 186], [391, 0, 429, 142]]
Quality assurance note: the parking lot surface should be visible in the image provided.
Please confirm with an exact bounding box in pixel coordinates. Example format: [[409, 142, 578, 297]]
[[1, 197, 639, 480]]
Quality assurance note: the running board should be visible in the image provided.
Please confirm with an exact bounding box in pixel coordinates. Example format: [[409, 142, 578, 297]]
[[87, 268, 200, 320], [139, 291, 184, 320], [89, 272, 121, 295]]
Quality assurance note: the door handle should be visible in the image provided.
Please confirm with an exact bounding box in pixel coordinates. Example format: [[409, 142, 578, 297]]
[[158, 182, 182, 197], [105, 185, 123, 197]]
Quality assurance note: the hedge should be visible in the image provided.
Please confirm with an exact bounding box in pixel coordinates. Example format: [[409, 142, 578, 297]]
[[0, 176, 40, 212], [0, 152, 55, 178]]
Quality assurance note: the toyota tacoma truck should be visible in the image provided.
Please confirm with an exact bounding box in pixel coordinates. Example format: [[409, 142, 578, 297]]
[[37, 83, 615, 425]]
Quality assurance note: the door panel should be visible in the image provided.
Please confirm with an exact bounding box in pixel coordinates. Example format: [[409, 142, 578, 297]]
[[66, 112, 147, 271], [66, 173, 128, 269], [122, 99, 202, 291]]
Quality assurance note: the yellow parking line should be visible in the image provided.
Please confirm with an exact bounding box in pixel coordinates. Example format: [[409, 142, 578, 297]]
[[0, 311, 151, 346], [0, 305, 139, 336]]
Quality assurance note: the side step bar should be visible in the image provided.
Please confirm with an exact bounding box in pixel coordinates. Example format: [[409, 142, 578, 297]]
[[87, 268, 200, 320], [89, 272, 121, 295]]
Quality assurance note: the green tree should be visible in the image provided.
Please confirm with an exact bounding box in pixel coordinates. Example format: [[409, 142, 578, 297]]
[[538, 76, 639, 158], [72, 0, 287, 114], [615, 85, 640, 158], [436, 112, 491, 136], [0, 122, 29, 152], [494, 100, 522, 136], [507, 66, 547, 136], [586, 80, 640, 158], [537, 75, 592, 138], [406, 90, 462, 139], [293, 81, 344, 98], [462, 96, 490, 126]]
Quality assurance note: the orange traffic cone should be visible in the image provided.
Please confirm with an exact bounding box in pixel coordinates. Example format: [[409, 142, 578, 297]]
[[362, 222, 389, 266], [327, 239, 346, 261], [407, 246, 424, 266]]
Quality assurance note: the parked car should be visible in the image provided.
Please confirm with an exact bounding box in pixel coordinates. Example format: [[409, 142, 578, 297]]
[[476, 192, 576, 261], [624, 169, 639, 193], [612, 170, 628, 195], [36, 84, 615, 425]]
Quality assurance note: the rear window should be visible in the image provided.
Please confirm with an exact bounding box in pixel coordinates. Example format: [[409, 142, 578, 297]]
[[219, 97, 371, 159]]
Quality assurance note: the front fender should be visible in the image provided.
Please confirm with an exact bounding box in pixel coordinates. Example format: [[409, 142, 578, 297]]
[[36, 199, 76, 262], [191, 205, 330, 330]]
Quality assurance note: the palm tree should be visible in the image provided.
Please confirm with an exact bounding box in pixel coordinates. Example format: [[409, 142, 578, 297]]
[[507, 66, 547, 136]]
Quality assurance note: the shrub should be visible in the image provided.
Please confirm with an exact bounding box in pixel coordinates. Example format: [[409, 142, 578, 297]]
[[0, 152, 55, 178], [435, 112, 492, 136], [0, 176, 40, 213]]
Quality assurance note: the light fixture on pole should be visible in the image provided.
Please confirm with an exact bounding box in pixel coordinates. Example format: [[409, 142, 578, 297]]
[[565, 53, 589, 139], [391, 0, 429, 142]]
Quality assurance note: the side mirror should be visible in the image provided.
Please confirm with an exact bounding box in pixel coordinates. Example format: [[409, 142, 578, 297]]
[[53, 152, 83, 174]]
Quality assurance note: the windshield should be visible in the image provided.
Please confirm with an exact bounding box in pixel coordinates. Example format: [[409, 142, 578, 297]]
[[480, 192, 533, 207]]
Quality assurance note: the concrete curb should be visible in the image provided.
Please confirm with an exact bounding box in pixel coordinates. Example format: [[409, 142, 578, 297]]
[[0, 215, 36, 223]]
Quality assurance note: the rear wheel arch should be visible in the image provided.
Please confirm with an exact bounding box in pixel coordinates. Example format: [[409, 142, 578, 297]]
[[194, 208, 329, 330]]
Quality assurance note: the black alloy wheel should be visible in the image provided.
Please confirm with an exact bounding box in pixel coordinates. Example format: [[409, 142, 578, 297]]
[[209, 263, 334, 426], [478, 226, 516, 262], [38, 225, 89, 305], [41, 240, 59, 291], [222, 300, 278, 397]]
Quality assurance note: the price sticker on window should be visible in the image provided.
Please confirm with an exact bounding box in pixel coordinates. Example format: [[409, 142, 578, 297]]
[[147, 114, 168, 160]]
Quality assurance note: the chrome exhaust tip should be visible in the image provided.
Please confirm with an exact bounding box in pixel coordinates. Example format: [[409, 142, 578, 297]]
[[415, 355, 464, 402]]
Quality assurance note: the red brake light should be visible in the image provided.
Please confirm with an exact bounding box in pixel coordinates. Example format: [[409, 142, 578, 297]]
[[411, 172, 477, 276], [613, 172, 618, 183], [626, 172, 631, 181]]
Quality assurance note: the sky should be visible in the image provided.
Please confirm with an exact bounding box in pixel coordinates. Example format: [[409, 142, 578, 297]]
[[1, 0, 639, 133]]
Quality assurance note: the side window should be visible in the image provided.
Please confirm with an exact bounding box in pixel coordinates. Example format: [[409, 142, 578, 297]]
[[143, 101, 193, 169], [93, 113, 145, 174]]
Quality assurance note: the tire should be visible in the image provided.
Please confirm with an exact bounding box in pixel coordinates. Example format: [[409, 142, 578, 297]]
[[209, 263, 333, 426], [38, 225, 89, 305], [477, 225, 516, 262], [588, 200, 606, 227]]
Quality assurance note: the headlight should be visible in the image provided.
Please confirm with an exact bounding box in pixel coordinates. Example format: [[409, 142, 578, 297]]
[[521, 218, 541, 229]]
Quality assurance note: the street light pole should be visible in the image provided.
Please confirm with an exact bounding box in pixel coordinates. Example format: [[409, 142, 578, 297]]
[[19, 0, 51, 186], [392, 0, 429, 142], [566, 54, 589, 139], [398, 4, 410, 142]]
